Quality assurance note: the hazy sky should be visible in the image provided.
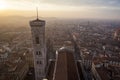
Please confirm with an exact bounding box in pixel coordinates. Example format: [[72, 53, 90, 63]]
[[0, 0, 120, 19]]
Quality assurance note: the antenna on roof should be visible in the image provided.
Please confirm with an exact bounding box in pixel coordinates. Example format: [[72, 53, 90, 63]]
[[36, 7, 38, 20]]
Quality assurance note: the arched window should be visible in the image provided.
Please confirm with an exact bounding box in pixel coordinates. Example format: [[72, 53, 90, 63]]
[[35, 37, 39, 44], [36, 61, 42, 65], [36, 51, 42, 56]]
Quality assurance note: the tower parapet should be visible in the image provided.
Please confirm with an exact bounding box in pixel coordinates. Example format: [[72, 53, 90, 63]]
[[30, 19, 45, 27]]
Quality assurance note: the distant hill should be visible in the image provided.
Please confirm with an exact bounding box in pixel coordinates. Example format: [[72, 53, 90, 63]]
[[0, 16, 57, 28]]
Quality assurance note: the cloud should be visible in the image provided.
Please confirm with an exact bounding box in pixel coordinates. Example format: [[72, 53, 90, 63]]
[[2, 0, 120, 19], [4, 0, 120, 9], [6, 0, 120, 6], [38, 0, 120, 7]]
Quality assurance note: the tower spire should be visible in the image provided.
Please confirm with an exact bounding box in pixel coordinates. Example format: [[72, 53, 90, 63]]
[[36, 7, 38, 20]]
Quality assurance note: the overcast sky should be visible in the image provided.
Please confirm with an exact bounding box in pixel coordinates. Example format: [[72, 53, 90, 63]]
[[0, 0, 120, 19]]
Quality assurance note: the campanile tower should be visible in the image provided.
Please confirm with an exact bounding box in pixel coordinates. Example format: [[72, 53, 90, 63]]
[[29, 9, 46, 80]]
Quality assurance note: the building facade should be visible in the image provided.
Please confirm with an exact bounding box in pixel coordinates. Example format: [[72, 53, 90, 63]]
[[30, 18, 46, 80]]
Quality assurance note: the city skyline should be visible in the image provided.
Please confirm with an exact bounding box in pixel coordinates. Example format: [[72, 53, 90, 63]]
[[0, 0, 120, 19], [0, 0, 120, 79]]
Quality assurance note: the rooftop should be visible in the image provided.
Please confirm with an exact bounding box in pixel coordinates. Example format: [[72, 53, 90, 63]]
[[29, 18, 45, 27], [53, 47, 80, 80]]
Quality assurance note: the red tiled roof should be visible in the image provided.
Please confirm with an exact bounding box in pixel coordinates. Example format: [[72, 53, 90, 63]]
[[96, 67, 110, 80], [53, 48, 79, 80]]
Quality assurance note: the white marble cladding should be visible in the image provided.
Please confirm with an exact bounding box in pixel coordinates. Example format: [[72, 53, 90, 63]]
[[30, 19, 46, 80]]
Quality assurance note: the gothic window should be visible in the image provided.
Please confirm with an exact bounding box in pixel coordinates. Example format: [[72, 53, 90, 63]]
[[36, 51, 42, 56], [35, 37, 39, 44], [36, 61, 42, 65]]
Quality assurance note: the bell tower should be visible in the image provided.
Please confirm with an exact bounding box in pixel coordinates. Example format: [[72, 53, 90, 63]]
[[29, 8, 46, 80]]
